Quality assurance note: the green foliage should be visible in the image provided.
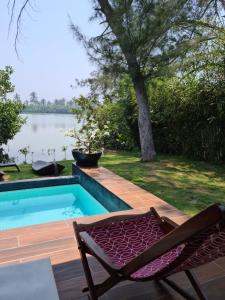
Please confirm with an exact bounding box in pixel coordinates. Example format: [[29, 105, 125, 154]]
[[66, 96, 109, 153], [0, 67, 25, 149], [0, 66, 14, 97], [72, 74, 139, 151], [72, 0, 223, 78], [150, 75, 225, 162], [95, 75, 139, 150], [75, 33, 225, 162], [23, 95, 74, 114], [18, 147, 30, 156], [72, 70, 225, 161], [147, 35, 225, 162], [18, 146, 30, 163], [71, 0, 224, 161], [0, 100, 25, 146]]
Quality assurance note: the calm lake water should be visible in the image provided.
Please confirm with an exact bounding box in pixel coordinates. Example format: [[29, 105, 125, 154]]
[[5, 113, 78, 163]]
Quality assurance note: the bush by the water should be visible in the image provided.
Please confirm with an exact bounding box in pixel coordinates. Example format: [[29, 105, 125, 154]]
[[0, 67, 25, 160]]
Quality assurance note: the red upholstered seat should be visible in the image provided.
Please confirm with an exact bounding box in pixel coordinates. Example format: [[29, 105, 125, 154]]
[[86, 215, 183, 279], [86, 214, 225, 280]]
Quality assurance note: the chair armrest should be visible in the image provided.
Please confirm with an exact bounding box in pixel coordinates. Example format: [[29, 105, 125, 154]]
[[160, 216, 178, 233], [79, 231, 121, 271]]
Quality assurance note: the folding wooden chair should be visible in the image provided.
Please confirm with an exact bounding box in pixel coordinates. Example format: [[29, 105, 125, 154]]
[[74, 204, 225, 300]]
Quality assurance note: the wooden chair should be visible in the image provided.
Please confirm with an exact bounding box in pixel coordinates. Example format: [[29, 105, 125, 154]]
[[74, 204, 225, 300]]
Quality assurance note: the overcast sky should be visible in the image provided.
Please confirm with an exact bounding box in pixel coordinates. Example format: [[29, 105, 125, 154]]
[[0, 0, 101, 101]]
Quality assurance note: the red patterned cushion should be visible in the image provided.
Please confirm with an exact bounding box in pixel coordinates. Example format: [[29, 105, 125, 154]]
[[170, 225, 225, 275], [86, 215, 183, 279], [86, 213, 225, 279]]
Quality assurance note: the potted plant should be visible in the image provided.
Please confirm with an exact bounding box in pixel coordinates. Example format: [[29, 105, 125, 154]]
[[66, 127, 103, 167], [66, 96, 109, 167]]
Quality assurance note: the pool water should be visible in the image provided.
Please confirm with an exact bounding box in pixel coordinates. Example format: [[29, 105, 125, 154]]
[[0, 184, 109, 230]]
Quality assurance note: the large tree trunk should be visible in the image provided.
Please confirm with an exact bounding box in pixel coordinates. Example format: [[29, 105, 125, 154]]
[[126, 56, 156, 161], [132, 74, 156, 161]]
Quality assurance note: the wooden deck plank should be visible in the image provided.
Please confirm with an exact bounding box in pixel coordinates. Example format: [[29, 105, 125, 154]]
[[22, 248, 79, 265], [0, 237, 76, 263], [0, 220, 69, 239], [0, 236, 18, 251], [19, 226, 74, 246]]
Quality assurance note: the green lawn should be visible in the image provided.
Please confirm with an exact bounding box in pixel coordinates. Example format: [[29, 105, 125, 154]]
[[2, 152, 225, 215]]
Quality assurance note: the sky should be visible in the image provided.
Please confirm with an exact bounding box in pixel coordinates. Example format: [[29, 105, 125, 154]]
[[0, 0, 102, 101]]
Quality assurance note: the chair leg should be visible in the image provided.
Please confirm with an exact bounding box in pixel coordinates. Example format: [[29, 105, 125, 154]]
[[79, 246, 98, 300], [162, 270, 208, 300], [163, 278, 196, 300], [74, 224, 98, 300], [185, 270, 208, 300]]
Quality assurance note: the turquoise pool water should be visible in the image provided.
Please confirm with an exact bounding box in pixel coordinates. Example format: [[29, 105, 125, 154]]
[[0, 184, 109, 230]]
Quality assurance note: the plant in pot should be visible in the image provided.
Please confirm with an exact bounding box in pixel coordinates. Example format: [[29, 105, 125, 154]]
[[66, 96, 109, 167]]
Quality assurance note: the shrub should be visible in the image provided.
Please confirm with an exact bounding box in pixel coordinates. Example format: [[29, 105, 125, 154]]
[[0, 67, 25, 156], [150, 76, 225, 162]]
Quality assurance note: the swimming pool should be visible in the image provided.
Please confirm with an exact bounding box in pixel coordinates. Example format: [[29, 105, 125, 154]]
[[0, 184, 108, 230]]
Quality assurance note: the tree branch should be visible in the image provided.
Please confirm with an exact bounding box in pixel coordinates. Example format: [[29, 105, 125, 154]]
[[15, 0, 31, 55], [8, 0, 16, 36], [8, 0, 31, 56]]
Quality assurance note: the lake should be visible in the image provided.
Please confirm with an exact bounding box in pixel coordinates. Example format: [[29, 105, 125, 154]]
[[4, 113, 78, 163]]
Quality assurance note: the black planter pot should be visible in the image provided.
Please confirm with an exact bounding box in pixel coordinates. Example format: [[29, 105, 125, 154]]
[[72, 150, 102, 167]]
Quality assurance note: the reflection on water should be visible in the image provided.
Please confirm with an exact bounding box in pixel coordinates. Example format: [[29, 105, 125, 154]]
[[31, 123, 38, 133], [6, 113, 78, 163]]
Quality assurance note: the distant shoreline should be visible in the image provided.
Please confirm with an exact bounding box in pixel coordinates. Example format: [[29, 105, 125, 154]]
[[21, 111, 73, 115]]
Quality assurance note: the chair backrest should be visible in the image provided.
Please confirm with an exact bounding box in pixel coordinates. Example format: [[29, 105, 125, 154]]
[[169, 221, 225, 274], [122, 204, 225, 278], [158, 204, 225, 277]]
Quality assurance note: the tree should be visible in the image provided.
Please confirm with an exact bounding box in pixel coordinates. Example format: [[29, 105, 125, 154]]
[[0, 67, 25, 153], [70, 0, 224, 161], [14, 93, 22, 103], [19, 146, 30, 164], [181, 32, 225, 83], [54, 98, 66, 106], [29, 91, 38, 103], [40, 98, 46, 106]]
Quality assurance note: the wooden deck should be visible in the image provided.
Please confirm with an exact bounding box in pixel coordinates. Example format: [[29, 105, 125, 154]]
[[0, 167, 225, 299]]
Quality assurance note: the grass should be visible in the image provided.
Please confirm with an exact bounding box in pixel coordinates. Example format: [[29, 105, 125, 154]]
[[1, 161, 73, 181], [2, 152, 225, 215]]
